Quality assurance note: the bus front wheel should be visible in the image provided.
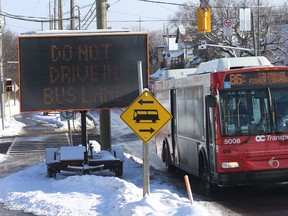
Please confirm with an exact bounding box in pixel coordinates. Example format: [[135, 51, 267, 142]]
[[199, 157, 215, 195]]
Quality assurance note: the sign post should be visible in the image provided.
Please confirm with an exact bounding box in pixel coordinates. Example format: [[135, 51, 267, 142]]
[[12, 82, 19, 106], [121, 71, 172, 196], [137, 61, 150, 197], [60, 111, 75, 146]]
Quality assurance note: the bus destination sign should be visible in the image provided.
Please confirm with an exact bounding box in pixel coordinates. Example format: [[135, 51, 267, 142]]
[[18, 32, 149, 112], [223, 70, 288, 89]]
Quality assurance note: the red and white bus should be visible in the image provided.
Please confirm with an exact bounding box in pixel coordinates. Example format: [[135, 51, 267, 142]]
[[154, 56, 288, 193]]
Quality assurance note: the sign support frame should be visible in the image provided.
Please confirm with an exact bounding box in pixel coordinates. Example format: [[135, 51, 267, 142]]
[[138, 60, 150, 197]]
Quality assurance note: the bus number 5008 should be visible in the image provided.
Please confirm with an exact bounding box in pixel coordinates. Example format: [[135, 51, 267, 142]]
[[224, 138, 241, 145]]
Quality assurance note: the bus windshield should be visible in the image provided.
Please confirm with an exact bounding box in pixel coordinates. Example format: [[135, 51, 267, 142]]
[[220, 87, 288, 136], [219, 89, 271, 136], [271, 88, 288, 133]]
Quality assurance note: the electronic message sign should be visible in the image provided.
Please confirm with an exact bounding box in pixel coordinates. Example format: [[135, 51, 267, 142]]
[[223, 70, 288, 89], [18, 32, 149, 112]]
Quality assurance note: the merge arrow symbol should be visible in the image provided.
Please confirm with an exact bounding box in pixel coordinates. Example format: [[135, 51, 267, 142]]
[[138, 99, 154, 105], [139, 128, 155, 134]]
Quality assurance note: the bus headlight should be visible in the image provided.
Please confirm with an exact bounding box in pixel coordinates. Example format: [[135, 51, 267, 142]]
[[222, 162, 239, 169]]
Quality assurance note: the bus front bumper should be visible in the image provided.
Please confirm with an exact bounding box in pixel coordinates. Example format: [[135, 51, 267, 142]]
[[215, 169, 288, 186]]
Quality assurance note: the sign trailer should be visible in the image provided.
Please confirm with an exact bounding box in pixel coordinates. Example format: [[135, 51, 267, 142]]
[[18, 31, 149, 177]]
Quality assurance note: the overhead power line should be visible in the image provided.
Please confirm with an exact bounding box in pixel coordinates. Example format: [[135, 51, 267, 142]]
[[80, 2, 96, 29], [2, 3, 95, 24], [138, 0, 193, 7], [108, 19, 191, 23], [1, 11, 74, 23], [139, 0, 287, 8]]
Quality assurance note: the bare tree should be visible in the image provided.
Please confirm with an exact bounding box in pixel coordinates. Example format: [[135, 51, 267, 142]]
[[2, 27, 18, 85], [149, 29, 165, 65], [168, 0, 288, 64]]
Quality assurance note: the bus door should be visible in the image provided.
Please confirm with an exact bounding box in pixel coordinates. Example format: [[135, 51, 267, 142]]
[[171, 89, 180, 166], [206, 95, 217, 175]]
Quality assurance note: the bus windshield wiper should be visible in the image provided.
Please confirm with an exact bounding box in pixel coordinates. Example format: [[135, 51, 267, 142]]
[[274, 112, 283, 133], [242, 114, 266, 144]]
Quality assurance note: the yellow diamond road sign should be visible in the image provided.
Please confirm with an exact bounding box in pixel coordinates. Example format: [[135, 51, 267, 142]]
[[120, 90, 172, 143]]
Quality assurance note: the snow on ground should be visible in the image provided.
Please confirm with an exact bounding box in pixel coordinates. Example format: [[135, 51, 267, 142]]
[[0, 102, 222, 216], [0, 154, 7, 163]]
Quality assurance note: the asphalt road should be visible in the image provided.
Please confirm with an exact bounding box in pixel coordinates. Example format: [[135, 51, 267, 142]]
[[119, 130, 288, 215]]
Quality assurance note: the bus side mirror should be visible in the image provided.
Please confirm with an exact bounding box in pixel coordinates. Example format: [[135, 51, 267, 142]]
[[206, 95, 216, 107]]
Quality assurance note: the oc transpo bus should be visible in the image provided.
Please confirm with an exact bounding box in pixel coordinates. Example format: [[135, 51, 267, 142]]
[[153, 56, 288, 194]]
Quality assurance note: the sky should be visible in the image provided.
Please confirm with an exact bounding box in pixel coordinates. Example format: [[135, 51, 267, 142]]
[[2, 0, 192, 34], [2, 0, 287, 34], [0, 101, 224, 216]]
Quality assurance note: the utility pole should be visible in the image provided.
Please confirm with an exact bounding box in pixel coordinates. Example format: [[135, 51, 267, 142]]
[[96, 0, 108, 29], [49, 1, 53, 30], [58, 0, 63, 30], [96, 0, 111, 151], [77, 6, 81, 30], [0, 0, 4, 130], [139, 17, 142, 31], [54, 0, 57, 30], [257, 0, 261, 56], [70, 0, 75, 30]]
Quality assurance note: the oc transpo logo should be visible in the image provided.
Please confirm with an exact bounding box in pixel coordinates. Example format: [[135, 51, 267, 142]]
[[255, 135, 266, 142], [269, 157, 280, 168]]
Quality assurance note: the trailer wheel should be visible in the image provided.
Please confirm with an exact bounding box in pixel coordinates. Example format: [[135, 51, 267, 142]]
[[163, 143, 174, 173], [114, 162, 123, 177], [47, 165, 57, 178]]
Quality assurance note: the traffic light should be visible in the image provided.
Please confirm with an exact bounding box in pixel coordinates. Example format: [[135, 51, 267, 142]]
[[6, 79, 12, 92], [197, 7, 211, 33]]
